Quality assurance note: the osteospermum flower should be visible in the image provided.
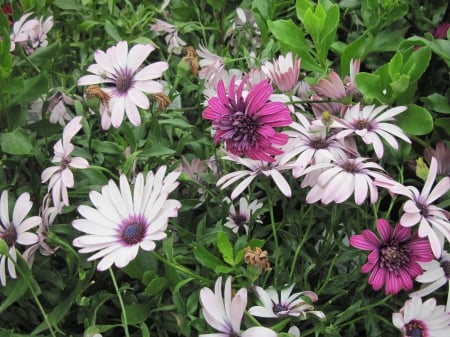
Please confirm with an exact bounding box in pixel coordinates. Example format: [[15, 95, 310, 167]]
[[203, 76, 292, 162], [249, 284, 325, 319], [410, 249, 450, 311], [349, 219, 433, 295], [224, 197, 263, 234], [199, 276, 277, 337], [0, 191, 41, 286], [262, 52, 301, 92], [375, 157, 450, 258], [332, 103, 411, 159], [72, 166, 181, 271], [300, 156, 389, 205], [392, 296, 450, 337], [77, 41, 168, 128]]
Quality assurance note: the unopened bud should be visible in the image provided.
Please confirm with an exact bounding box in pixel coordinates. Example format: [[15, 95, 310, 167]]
[[321, 111, 333, 127], [416, 157, 429, 181]]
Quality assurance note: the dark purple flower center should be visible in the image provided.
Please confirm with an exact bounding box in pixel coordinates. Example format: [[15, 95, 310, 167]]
[[440, 260, 450, 279], [340, 160, 359, 173], [231, 213, 248, 227], [405, 320, 424, 337], [229, 332, 241, 337], [116, 70, 133, 93], [272, 302, 289, 315], [224, 112, 260, 152], [379, 243, 410, 272], [120, 216, 147, 245], [1, 226, 17, 247], [354, 119, 372, 130], [309, 138, 328, 149], [416, 202, 429, 217]]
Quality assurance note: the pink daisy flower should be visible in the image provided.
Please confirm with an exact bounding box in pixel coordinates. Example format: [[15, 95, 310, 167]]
[[350, 219, 433, 295], [199, 276, 277, 337], [392, 296, 450, 337], [72, 166, 181, 271], [332, 103, 411, 159], [300, 156, 389, 205], [203, 76, 292, 162], [262, 52, 301, 92], [375, 157, 450, 258], [0, 191, 41, 286], [77, 41, 168, 128]]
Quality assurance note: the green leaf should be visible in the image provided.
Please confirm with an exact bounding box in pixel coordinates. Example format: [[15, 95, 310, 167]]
[[91, 139, 123, 154], [216, 232, 234, 266], [340, 33, 374, 76], [7, 74, 48, 107], [0, 29, 12, 80], [53, 0, 83, 10], [0, 238, 8, 255], [193, 244, 228, 272], [125, 301, 153, 324], [0, 128, 34, 155], [396, 104, 433, 136], [144, 145, 176, 158], [387, 51, 403, 79], [104, 20, 122, 42], [296, 0, 314, 21], [434, 118, 450, 134], [402, 46, 431, 81], [355, 73, 387, 103], [144, 277, 168, 296], [0, 275, 28, 314], [421, 93, 450, 114]]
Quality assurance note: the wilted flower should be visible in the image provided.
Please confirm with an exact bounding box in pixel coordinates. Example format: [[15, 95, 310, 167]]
[[0, 191, 41, 286], [41, 116, 89, 211], [332, 103, 410, 159], [262, 52, 301, 92], [150, 18, 187, 55], [199, 276, 277, 337], [375, 157, 450, 258], [72, 166, 181, 271], [249, 284, 325, 319], [78, 41, 168, 128], [224, 197, 263, 234], [197, 43, 225, 86], [349, 219, 433, 295], [9, 12, 52, 54], [392, 296, 450, 337], [244, 246, 271, 272], [203, 76, 292, 162]]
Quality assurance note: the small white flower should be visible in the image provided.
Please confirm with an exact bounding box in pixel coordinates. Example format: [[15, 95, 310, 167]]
[[224, 197, 263, 234]]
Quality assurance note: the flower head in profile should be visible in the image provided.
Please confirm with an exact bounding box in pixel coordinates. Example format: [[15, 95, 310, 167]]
[[410, 249, 450, 311], [392, 296, 450, 337], [0, 191, 41, 286], [41, 116, 89, 211], [349, 219, 433, 295], [375, 157, 450, 258], [72, 166, 181, 271], [300, 156, 388, 205], [150, 19, 186, 55], [78, 41, 168, 128], [332, 103, 410, 159], [424, 141, 450, 178], [249, 284, 325, 319], [10, 12, 53, 54], [224, 197, 263, 234], [203, 76, 292, 162], [262, 52, 301, 92], [199, 276, 277, 337]]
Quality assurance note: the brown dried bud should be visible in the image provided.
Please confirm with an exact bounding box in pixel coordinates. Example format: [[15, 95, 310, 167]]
[[85, 85, 111, 110], [244, 246, 271, 272], [151, 92, 171, 111], [182, 46, 199, 77]]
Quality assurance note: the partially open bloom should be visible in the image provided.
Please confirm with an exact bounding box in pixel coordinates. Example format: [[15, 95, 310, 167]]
[[332, 103, 410, 159], [249, 284, 325, 319], [424, 141, 450, 178], [300, 156, 389, 205], [262, 52, 301, 92], [392, 296, 450, 337], [41, 116, 89, 211], [224, 197, 263, 234], [72, 166, 181, 271], [197, 43, 225, 85], [410, 249, 450, 311], [203, 77, 292, 162], [0, 191, 41, 286], [78, 41, 168, 128], [375, 157, 450, 258], [150, 19, 186, 55], [349, 219, 433, 295], [9, 12, 52, 54], [199, 276, 277, 337]]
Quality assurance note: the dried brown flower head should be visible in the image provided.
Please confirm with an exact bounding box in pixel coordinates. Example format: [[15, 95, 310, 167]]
[[85, 85, 111, 110], [182, 46, 199, 77], [151, 92, 171, 111], [244, 246, 271, 272]]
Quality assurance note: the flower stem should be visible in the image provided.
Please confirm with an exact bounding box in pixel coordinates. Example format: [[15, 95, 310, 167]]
[[268, 196, 279, 284], [109, 267, 130, 337], [289, 213, 313, 280]]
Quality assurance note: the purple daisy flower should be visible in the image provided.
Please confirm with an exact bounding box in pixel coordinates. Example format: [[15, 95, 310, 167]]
[[203, 76, 292, 162]]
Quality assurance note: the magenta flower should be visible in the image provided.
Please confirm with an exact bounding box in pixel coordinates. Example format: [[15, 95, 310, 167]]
[[203, 77, 292, 162], [332, 103, 411, 159], [78, 41, 168, 128], [375, 157, 450, 258], [262, 52, 301, 92], [350, 219, 433, 295]]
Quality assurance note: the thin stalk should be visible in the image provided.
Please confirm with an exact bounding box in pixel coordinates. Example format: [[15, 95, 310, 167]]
[[268, 196, 279, 284], [289, 215, 313, 279], [109, 268, 130, 337]]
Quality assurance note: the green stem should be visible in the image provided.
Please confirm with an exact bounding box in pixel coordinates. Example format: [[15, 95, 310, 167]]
[[151, 251, 211, 283], [268, 196, 279, 284], [289, 215, 313, 279], [109, 268, 130, 337]]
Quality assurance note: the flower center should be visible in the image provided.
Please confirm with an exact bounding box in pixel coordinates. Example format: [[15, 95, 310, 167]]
[[219, 111, 260, 153], [120, 217, 147, 245], [272, 303, 289, 315], [440, 260, 450, 279], [416, 202, 429, 217], [116, 70, 133, 93], [379, 243, 410, 272], [309, 137, 328, 149], [405, 320, 424, 337], [232, 213, 248, 227], [340, 160, 359, 173], [354, 119, 371, 130], [1, 226, 17, 247]]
